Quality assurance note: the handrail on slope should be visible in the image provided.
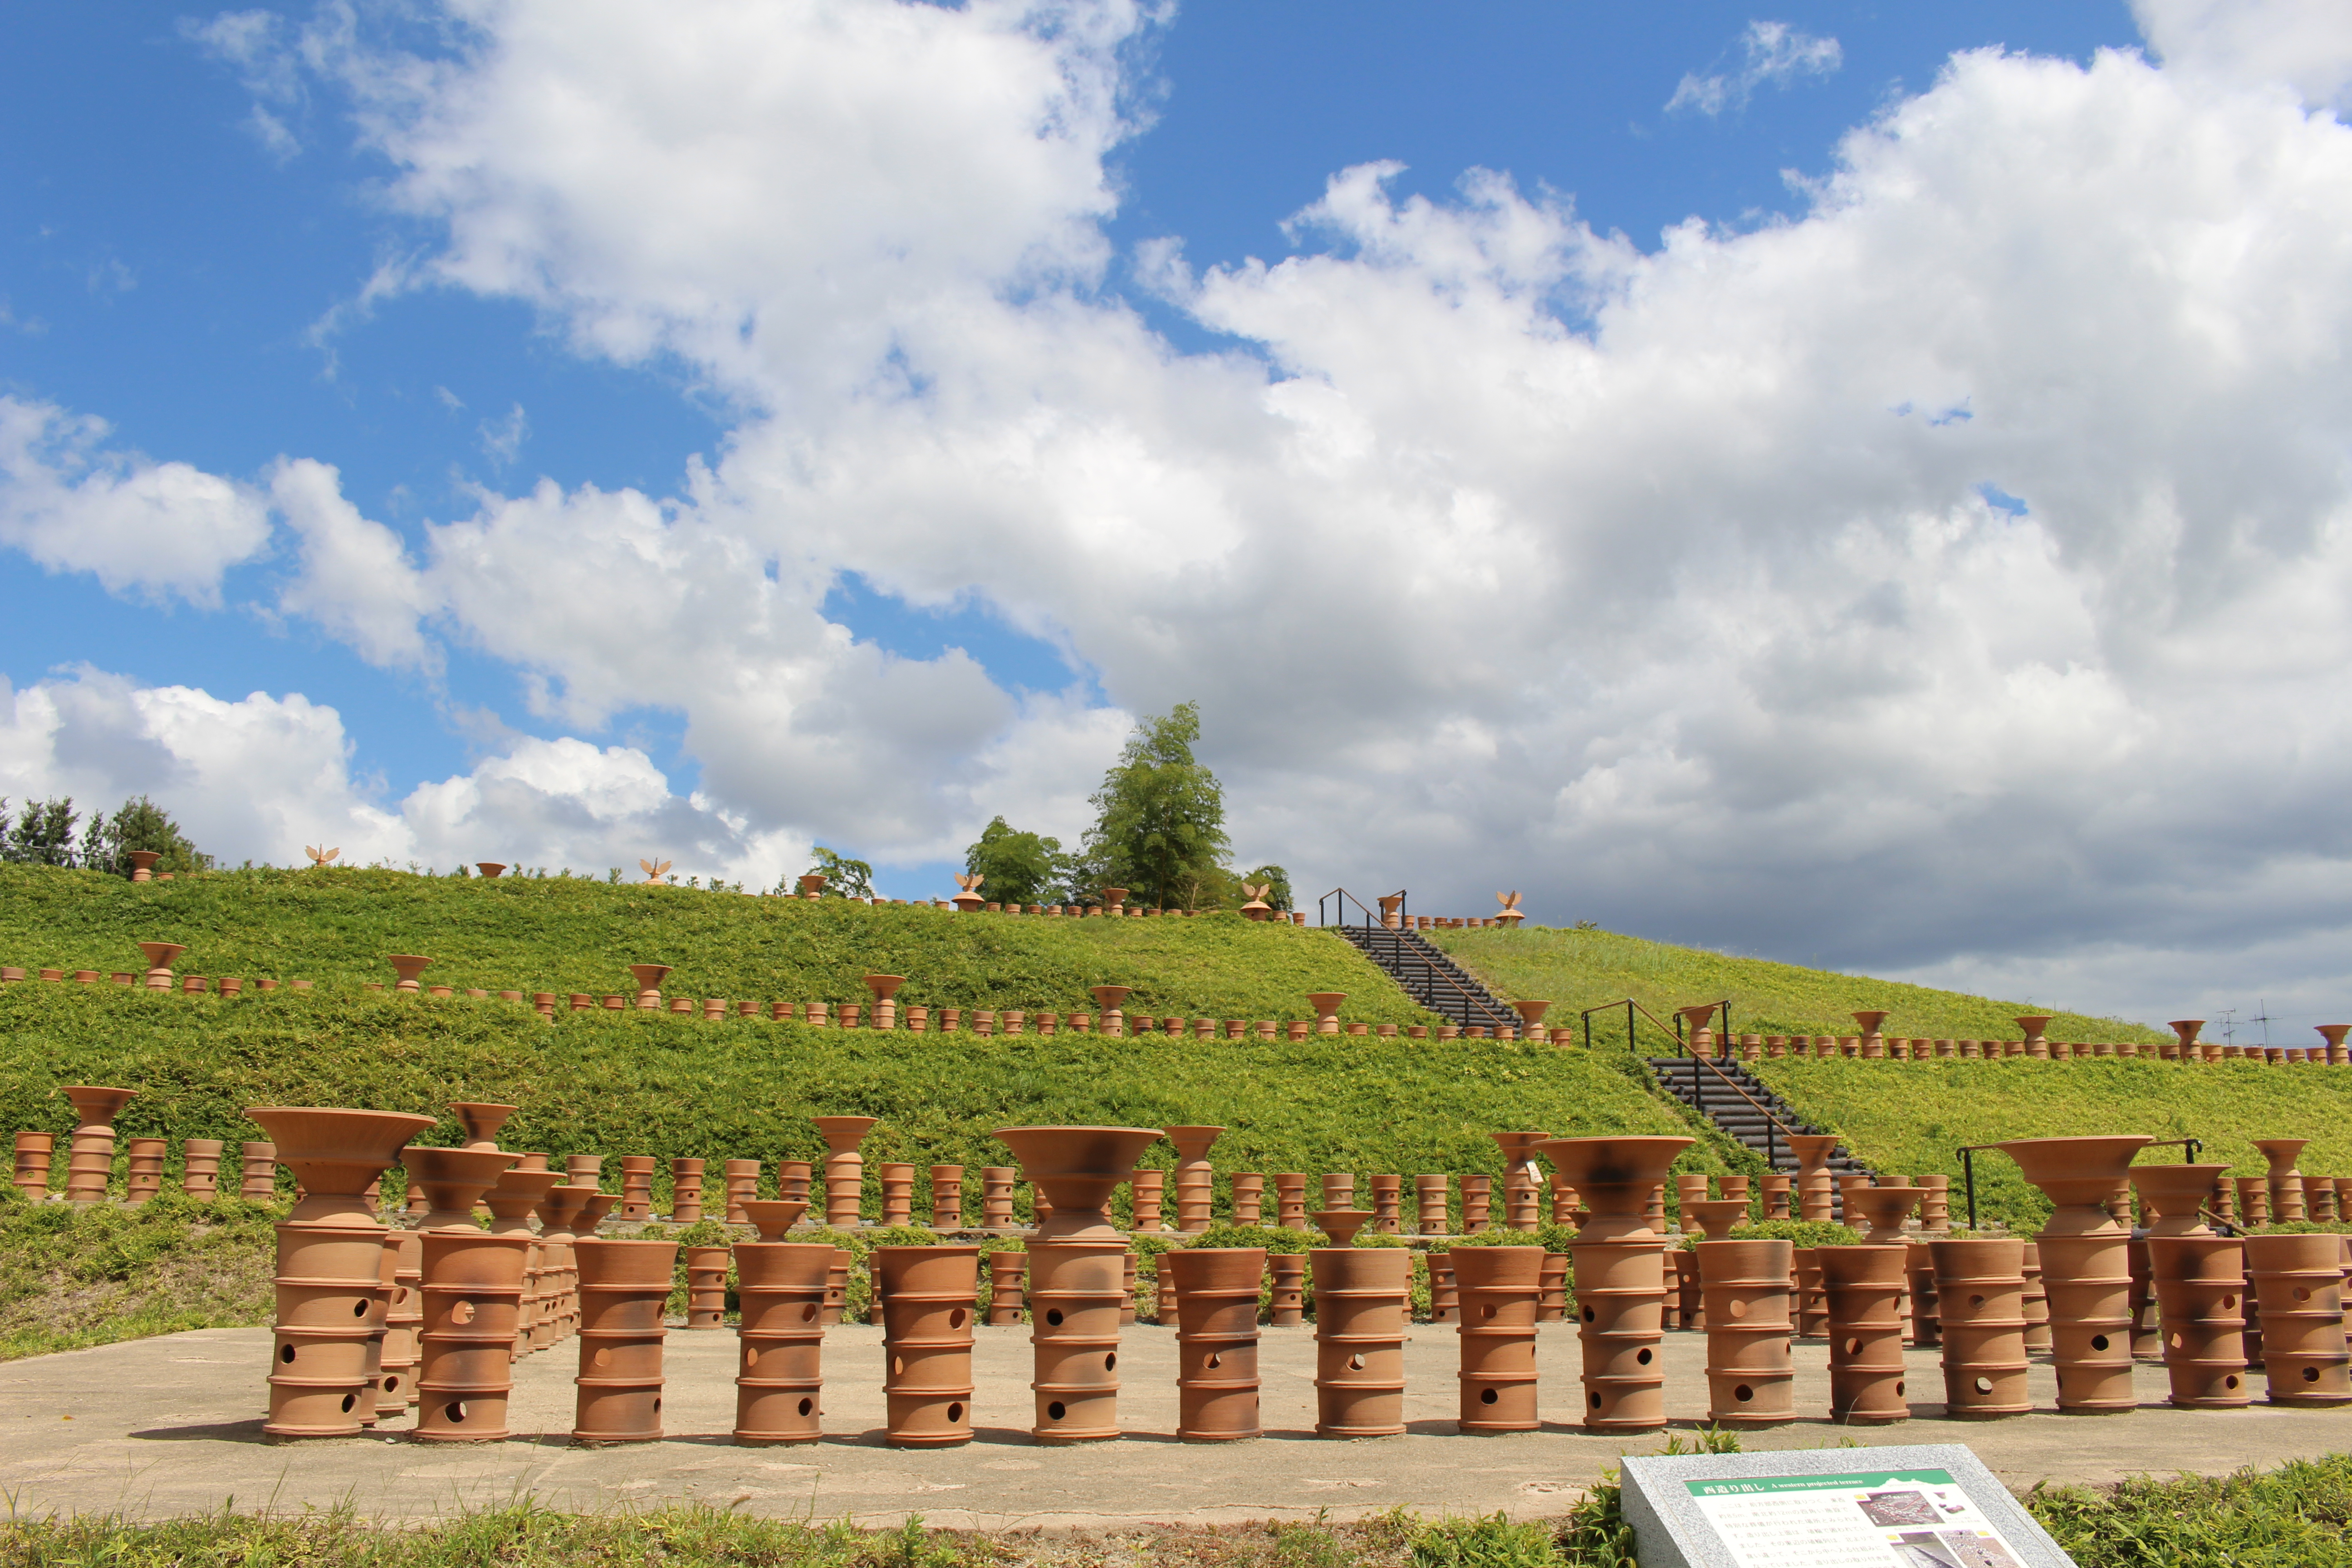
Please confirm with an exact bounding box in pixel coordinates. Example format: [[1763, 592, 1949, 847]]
[[1579, 997, 1687, 1054], [1676, 1049, 1803, 1173], [1954, 1135, 2203, 1232]]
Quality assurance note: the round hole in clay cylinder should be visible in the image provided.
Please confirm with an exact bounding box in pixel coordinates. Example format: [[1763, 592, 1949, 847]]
[[2308, 1367, 2323, 1382], [798, 1397, 813, 1416], [352, 1299, 368, 1318], [2226, 1375, 2239, 1389], [1970, 1294, 1985, 1308], [1728, 1299, 1747, 1319], [452, 1301, 474, 1325], [2090, 1334, 2108, 1351], [1048, 1401, 1067, 1420], [1735, 1385, 1752, 1401], [2223, 1295, 2236, 1309], [1637, 1347, 1653, 1365], [1480, 1388, 1498, 1404], [340, 1394, 355, 1412], [803, 1304, 818, 1321], [1845, 1339, 1862, 1356], [2296, 1287, 2313, 1302], [1207, 1352, 1221, 1368], [445, 1402, 466, 1423], [1104, 1352, 1116, 1370], [948, 1402, 963, 1421], [1582, 1306, 1596, 1322], [386, 1376, 401, 1394], [594, 1348, 611, 1368], [1483, 1303, 1497, 1318], [892, 1356, 903, 1377], [950, 1308, 966, 1328], [1975, 1377, 1993, 1395], [1349, 1354, 1366, 1370], [1046, 1308, 1064, 1326], [1896, 1381, 1905, 1396], [280, 1344, 296, 1363], [1589, 1392, 1602, 1408], [2169, 1332, 2183, 1350]]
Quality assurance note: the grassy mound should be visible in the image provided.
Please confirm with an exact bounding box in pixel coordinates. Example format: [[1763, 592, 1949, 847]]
[[1432, 925, 2165, 1045], [0, 864, 1432, 1025], [1743, 1056, 2352, 1229], [0, 1190, 277, 1360]]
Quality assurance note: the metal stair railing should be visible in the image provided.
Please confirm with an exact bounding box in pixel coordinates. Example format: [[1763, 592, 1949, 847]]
[[1666, 1049, 1804, 1174], [1317, 887, 1402, 928], [1335, 924, 1517, 1030]]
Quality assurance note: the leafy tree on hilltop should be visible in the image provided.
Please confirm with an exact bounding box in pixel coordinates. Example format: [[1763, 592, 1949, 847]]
[[963, 816, 1073, 907], [1081, 702, 1231, 910], [93, 795, 213, 877], [804, 846, 875, 898], [1, 797, 80, 866]]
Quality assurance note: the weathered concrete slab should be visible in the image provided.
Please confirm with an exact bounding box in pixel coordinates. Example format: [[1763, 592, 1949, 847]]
[[1, 1323, 2343, 1529]]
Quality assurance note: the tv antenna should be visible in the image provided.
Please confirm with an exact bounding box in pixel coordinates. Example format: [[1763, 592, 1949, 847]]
[[2250, 998, 2273, 1050], [2214, 1007, 2238, 1047]]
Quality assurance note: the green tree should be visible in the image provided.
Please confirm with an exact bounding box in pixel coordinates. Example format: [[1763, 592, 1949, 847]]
[[1246, 863, 1294, 911], [963, 816, 1071, 907], [0, 797, 80, 866], [805, 846, 875, 898], [89, 795, 212, 877], [1081, 701, 1231, 909]]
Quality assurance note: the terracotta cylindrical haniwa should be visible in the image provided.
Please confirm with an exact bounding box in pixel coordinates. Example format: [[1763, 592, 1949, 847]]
[[618, 1156, 656, 1222], [1793, 1248, 1828, 1339], [2256, 1139, 2311, 1224], [813, 1116, 878, 1228], [1933, 1238, 2031, 1418], [982, 1166, 1016, 1228], [686, 1245, 730, 1330], [380, 1230, 423, 1414], [994, 1125, 1164, 1442], [931, 1165, 965, 1230], [573, 1238, 677, 1443], [2146, 1231, 2249, 1410], [241, 1142, 278, 1201], [627, 963, 670, 1010], [1494, 1131, 1547, 1229], [411, 1148, 528, 1442], [1169, 1247, 1265, 1441], [566, 1152, 605, 1190], [878, 1162, 916, 1226], [1273, 1173, 1309, 1230], [712, 1159, 762, 1224], [1906, 1240, 1942, 1348], [875, 1245, 980, 1446], [1537, 1136, 1692, 1433], [1314, 1243, 1410, 1438], [13, 1132, 53, 1200], [987, 1249, 1028, 1324], [1269, 1253, 1307, 1326], [1789, 1135, 1840, 1222], [62, 1085, 137, 1203], [1997, 1135, 2152, 1414], [122, 1137, 165, 1204], [1544, 1251, 1573, 1323], [1416, 1174, 1451, 1235], [1850, 1182, 1921, 1243], [534, 1185, 599, 1347], [1684, 1199, 1749, 1241], [179, 1138, 225, 1200], [1165, 1126, 1223, 1233], [1130, 1169, 1166, 1231], [669, 1158, 705, 1224], [2234, 1177, 2270, 1227], [2021, 1242, 2052, 1352], [484, 1164, 562, 1357], [1760, 1174, 1793, 1221], [138, 940, 184, 990], [1231, 1173, 1265, 1225], [1461, 1174, 1494, 1231], [247, 1107, 435, 1439], [1821, 1245, 1909, 1424], [2247, 1234, 2352, 1406], [1451, 1245, 1544, 1433], [1430, 1250, 1459, 1323], [1700, 1238, 1795, 1427], [823, 1247, 851, 1325]]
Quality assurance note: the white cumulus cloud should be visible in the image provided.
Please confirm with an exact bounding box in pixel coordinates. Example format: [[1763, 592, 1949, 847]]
[[1667, 20, 1843, 117]]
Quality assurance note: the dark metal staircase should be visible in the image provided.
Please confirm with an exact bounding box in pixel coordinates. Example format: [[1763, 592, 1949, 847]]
[[1646, 1054, 1873, 1183], [1334, 926, 1518, 1031]]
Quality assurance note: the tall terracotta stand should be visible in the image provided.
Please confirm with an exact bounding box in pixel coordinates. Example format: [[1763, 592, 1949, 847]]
[[240, 1142, 279, 1200], [247, 1107, 435, 1439], [1698, 1239, 1794, 1426], [1451, 1246, 1544, 1432], [1273, 1174, 1309, 1230], [485, 1166, 563, 1357], [379, 1232, 421, 1416], [879, 1163, 916, 1225], [686, 1246, 730, 1329], [1494, 1132, 1547, 1229], [408, 1142, 526, 1442], [1165, 1126, 1224, 1233], [1417, 1174, 1451, 1235], [670, 1158, 705, 1223], [62, 1086, 136, 1203], [994, 1125, 1164, 1443], [813, 1116, 878, 1228], [2135, 1164, 2248, 1409], [1231, 1173, 1265, 1226], [1169, 1248, 1265, 1441], [874, 1246, 980, 1445], [1269, 1254, 1307, 1325], [123, 1138, 166, 1203], [1821, 1245, 1910, 1423], [138, 940, 184, 990], [2247, 1234, 2352, 1406], [618, 1156, 656, 1221], [987, 1250, 1027, 1324], [982, 1167, 1017, 1229], [2256, 1139, 2312, 1224], [573, 1238, 678, 1442], [1997, 1135, 2152, 1414], [1315, 1240, 1410, 1438], [1129, 1170, 1165, 1231], [1789, 1135, 1840, 1222], [926, 1165, 963, 1230], [1461, 1175, 1493, 1231], [180, 1138, 225, 1200], [734, 1240, 833, 1444], [1932, 1238, 2030, 1418], [1538, 1135, 1693, 1433], [12, 1132, 52, 1199], [725, 1159, 760, 1223]]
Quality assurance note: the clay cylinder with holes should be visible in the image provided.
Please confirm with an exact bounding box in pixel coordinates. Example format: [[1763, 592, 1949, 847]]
[[1230, 1173, 1265, 1226], [1130, 1169, 1166, 1232], [1430, 1251, 1459, 1322], [366, 1234, 399, 1421], [1573, 1240, 1664, 1431], [1793, 1248, 1827, 1338], [1416, 1174, 1450, 1235], [686, 1245, 730, 1329], [986, 1250, 1026, 1324], [1313, 1247, 1409, 1438], [1906, 1240, 1941, 1348], [268, 1218, 391, 1438], [413, 1230, 529, 1441], [669, 1158, 704, 1224], [1700, 1238, 1793, 1427], [616, 1156, 654, 1221], [1268, 1253, 1307, 1326], [1273, 1174, 1309, 1231], [1368, 1174, 1402, 1234], [879, 1163, 916, 1226], [1760, 1174, 1792, 1221], [1456, 1245, 1543, 1432], [1821, 1245, 1910, 1424], [181, 1138, 224, 1200], [982, 1166, 1016, 1228], [1541, 1251, 1572, 1323], [2147, 1235, 2249, 1409], [380, 1229, 423, 1412], [733, 1242, 832, 1444], [931, 1165, 964, 1230], [877, 1245, 979, 1446], [723, 1159, 760, 1224], [573, 1238, 676, 1443], [241, 1142, 277, 1201], [12, 1132, 52, 1199], [2247, 1233, 2352, 1406], [1171, 1248, 1264, 1441], [1461, 1174, 1494, 1231], [2038, 1234, 2136, 1413], [1027, 1239, 1128, 1442], [823, 1248, 850, 1324], [119, 1137, 164, 1204], [1933, 1238, 2030, 1418]]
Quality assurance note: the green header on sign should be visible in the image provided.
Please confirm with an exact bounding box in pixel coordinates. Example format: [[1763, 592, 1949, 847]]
[[1685, 1470, 1957, 1498]]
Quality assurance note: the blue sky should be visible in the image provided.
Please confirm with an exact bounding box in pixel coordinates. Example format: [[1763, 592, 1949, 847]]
[[7, 0, 2352, 1028]]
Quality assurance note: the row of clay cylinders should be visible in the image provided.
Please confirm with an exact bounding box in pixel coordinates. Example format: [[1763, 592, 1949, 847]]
[[11, 1127, 253, 1205], [408, 1122, 531, 1443], [1545, 1135, 1693, 1433]]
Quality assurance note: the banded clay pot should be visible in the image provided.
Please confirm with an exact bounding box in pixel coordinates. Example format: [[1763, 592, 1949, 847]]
[[813, 1116, 879, 1228], [13, 1132, 53, 1199], [2246, 1234, 2352, 1406], [1684, 1199, 1749, 1241], [1273, 1174, 1310, 1231], [1849, 1182, 1921, 1244], [1129, 1169, 1165, 1232], [2147, 1233, 2249, 1409], [670, 1158, 705, 1224], [573, 1238, 678, 1443], [386, 955, 433, 995], [1416, 1174, 1451, 1235], [2016, 1015, 2053, 1059], [685, 1246, 730, 1330], [1320, 1172, 1356, 1213], [1169, 1248, 1266, 1441], [876, 1246, 979, 1446], [1537, 1136, 1692, 1432], [123, 1137, 166, 1204], [1932, 1239, 2031, 1418], [1231, 1173, 1265, 1227], [1163, 1127, 1223, 1233], [863, 975, 906, 1031], [1543, 1251, 1573, 1323], [241, 1142, 278, 1201], [1906, 1240, 1942, 1348], [740, 1200, 808, 1242], [1699, 1238, 1794, 1427], [1794, 1249, 1827, 1339], [878, 1163, 916, 1226], [1996, 1136, 2151, 1413], [1306, 992, 1346, 1034], [1821, 1245, 1909, 1423], [987, 1250, 1028, 1324], [404, 1146, 521, 1232], [618, 1156, 657, 1222], [1788, 1135, 1841, 1221], [931, 1165, 965, 1230], [1452, 1246, 1544, 1433], [1759, 1174, 1793, 1221], [181, 1138, 225, 1200], [1269, 1254, 1307, 1326], [2256, 1139, 2311, 1223], [1461, 1174, 1493, 1231], [450, 1103, 514, 1149], [1494, 1132, 1548, 1230], [380, 1230, 424, 1412], [2132, 1164, 2231, 1238], [136, 941, 183, 991], [1313, 1245, 1410, 1437], [415, 1226, 532, 1441], [1088, 985, 1129, 1035], [1916, 1175, 1951, 1232], [724, 1159, 761, 1223], [1430, 1251, 1458, 1323], [732, 1242, 832, 1444], [627, 964, 670, 1010], [982, 1166, 1017, 1229], [127, 850, 161, 882], [62, 1086, 136, 1203], [2318, 1024, 2352, 1067], [484, 1167, 563, 1352], [247, 1107, 436, 1439]]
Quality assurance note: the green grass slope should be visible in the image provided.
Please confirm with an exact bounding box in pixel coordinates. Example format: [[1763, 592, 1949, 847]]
[[1746, 1057, 2352, 1229], [0, 982, 1737, 1215], [0, 1190, 277, 1359], [1432, 925, 2166, 1044], [0, 865, 1433, 1025]]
